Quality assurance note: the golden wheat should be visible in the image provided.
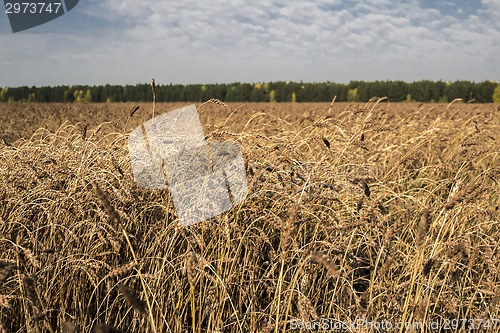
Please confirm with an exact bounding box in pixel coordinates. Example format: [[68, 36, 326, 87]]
[[0, 101, 498, 332]]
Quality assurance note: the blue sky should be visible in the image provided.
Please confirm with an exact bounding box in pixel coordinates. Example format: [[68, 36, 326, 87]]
[[0, 0, 499, 86]]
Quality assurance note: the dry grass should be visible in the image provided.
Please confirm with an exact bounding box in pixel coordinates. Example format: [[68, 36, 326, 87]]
[[0, 100, 499, 332]]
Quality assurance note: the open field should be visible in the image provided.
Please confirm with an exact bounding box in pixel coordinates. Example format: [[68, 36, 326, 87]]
[[1, 101, 499, 332]]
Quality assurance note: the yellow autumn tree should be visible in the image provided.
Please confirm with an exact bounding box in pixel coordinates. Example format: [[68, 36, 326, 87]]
[[493, 85, 500, 103], [269, 90, 276, 103]]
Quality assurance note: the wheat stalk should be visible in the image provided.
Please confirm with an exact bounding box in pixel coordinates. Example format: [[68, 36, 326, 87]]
[[118, 284, 147, 314], [151, 78, 156, 120]]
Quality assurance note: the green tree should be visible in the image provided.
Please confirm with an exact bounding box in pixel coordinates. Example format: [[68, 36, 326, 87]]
[[430, 81, 446, 102], [250, 85, 263, 102], [384, 81, 408, 102], [1, 80, 495, 103], [438, 95, 448, 103], [409, 81, 431, 102], [225, 85, 238, 102]]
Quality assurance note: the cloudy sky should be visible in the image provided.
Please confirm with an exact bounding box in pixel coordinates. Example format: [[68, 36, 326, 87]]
[[0, 0, 499, 87]]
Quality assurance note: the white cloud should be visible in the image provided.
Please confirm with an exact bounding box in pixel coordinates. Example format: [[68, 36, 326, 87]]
[[0, 0, 498, 86], [482, 0, 500, 13]]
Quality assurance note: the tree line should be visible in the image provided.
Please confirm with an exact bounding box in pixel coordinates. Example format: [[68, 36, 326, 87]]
[[0, 80, 498, 103]]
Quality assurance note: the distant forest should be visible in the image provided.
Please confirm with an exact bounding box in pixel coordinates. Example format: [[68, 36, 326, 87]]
[[0, 80, 499, 103]]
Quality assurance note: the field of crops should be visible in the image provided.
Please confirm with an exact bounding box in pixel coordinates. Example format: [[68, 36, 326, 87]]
[[0, 100, 499, 332]]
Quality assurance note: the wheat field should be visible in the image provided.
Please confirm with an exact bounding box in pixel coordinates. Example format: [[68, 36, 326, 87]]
[[0, 99, 499, 332]]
